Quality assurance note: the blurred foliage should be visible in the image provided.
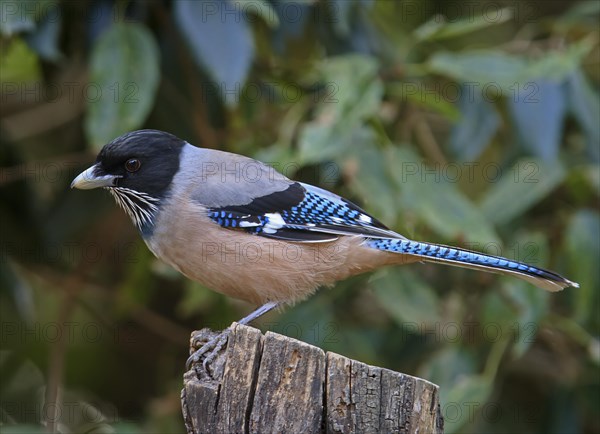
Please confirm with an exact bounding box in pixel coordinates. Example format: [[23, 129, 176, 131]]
[[1, 0, 599, 433]]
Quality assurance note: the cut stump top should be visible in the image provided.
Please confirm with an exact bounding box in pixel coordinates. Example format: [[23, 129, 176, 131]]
[[182, 323, 444, 434]]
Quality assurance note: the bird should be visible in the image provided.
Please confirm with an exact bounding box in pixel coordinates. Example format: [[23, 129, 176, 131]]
[[71, 129, 579, 369]]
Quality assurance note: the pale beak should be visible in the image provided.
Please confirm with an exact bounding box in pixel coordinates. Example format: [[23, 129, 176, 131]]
[[71, 164, 119, 189]]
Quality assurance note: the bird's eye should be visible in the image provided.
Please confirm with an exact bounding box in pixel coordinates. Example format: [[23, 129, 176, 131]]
[[125, 158, 141, 172]]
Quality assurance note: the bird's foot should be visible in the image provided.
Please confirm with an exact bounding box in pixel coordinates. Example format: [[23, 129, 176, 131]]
[[185, 303, 280, 378], [186, 328, 231, 379]]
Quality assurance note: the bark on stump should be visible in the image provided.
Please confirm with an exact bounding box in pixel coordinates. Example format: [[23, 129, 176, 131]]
[[182, 323, 444, 434]]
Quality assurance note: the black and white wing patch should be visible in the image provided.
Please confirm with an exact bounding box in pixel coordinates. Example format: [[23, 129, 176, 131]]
[[207, 182, 402, 242]]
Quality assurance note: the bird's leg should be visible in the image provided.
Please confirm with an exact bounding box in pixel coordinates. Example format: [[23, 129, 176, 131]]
[[186, 301, 280, 374], [236, 301, 280, 325]]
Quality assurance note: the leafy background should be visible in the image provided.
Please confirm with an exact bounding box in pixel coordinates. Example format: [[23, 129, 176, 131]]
[[1, 0, 598, 433]]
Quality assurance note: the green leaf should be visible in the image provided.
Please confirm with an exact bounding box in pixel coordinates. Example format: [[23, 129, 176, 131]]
[[508, 79, 566, 162], [253, 143, 298, 176], [479, 232, 551, 357], [481, 291, 518, 329], [23, 2, 62, 61], [371, 268, 441, 326], [177, 280, 222, 318], [116, 244, 156, 313], [503, 231, 550, 357], [427, 41, 592, 91], [275, 299, 336, 348], [174, 0, 254, 106], [414, 7, 513, 42], [507, 281, 548, 359], [479, 158, 566, 225], [443, 375, 493, 434], [562, 0, 600, 21], [298, 55, 383, 165], [344, 137, 399, 223], [565, 209, 600, 323], [313, 54, 383, 125], [525, 38, 595, 82], [387, 82, 460, 121], [329, 0, 354, 37], [502, 237, 550, 324], [583, 165, 600, 195], [480, 268, 549, 359], [85, 23, 160, 149], [0, 351, 45, 422], [243, 0, 280, 29], [326, 0, 373, 39], [0, 0, 36, 36], [418, 347, 478, 393], [566, 69, 600, 161], [449, 85, 500, 160], [428, 51, 528, 90], [388, 147, 500, 243], [0, 37, 41, 83], [298, 122, 345, 164], [1, 261, 35, 324]]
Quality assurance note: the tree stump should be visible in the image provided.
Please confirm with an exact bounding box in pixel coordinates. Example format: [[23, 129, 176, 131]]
[[182, 323, 444, 434]]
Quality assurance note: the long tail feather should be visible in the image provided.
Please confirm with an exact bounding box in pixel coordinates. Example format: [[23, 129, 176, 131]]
[[365, 238, 579, 292]]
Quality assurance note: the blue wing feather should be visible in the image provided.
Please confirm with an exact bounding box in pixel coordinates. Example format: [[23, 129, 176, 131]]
[[207, 182, 402, 241]]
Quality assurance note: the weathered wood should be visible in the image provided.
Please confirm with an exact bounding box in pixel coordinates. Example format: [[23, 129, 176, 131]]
[[182, 323, 444, 434]]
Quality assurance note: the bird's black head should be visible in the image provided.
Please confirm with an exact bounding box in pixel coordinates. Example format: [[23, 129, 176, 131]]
[[71, 129, 186, 232], [87, 130, 184, 196]]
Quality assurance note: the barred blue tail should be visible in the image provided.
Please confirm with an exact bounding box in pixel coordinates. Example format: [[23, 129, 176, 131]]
[[365, 238, 579, 292]]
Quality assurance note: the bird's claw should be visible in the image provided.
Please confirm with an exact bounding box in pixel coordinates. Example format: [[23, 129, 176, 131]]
[[185, 329, 231, 377]]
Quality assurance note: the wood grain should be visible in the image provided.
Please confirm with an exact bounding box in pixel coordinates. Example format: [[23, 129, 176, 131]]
[[182, 323, 443, 434]]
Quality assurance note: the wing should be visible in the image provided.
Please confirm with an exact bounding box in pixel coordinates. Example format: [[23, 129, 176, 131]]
[[207, 182, 404, 243]]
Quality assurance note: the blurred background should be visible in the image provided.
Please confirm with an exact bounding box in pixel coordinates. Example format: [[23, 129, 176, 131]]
[[1, 0, 598, 433]]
